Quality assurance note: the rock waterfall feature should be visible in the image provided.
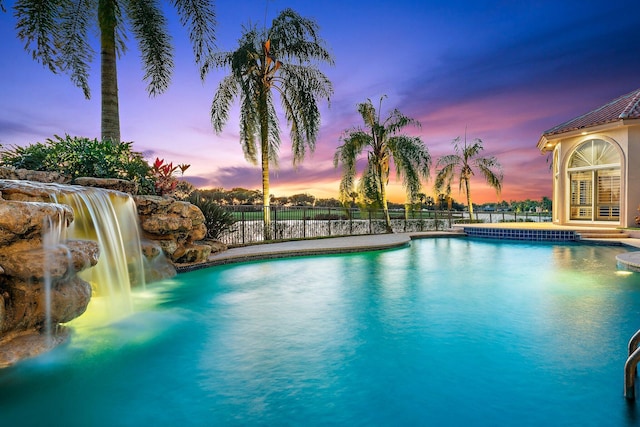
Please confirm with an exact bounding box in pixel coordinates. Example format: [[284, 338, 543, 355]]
[[0, 178, 181, 365]]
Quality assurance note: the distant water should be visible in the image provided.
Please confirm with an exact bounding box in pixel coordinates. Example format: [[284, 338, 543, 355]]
[[1, 238, 639, 427]]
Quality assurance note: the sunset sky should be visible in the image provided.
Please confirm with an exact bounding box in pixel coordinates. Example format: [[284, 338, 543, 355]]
[[1, 0, 639, 204]]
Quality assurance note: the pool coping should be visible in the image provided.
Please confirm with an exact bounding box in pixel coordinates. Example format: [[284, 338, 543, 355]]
[[175, 228, 640, 273], [175, 231, 463, 272]]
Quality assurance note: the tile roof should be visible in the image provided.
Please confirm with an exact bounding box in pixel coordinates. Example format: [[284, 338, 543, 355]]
[[543, 88, 640, 137]]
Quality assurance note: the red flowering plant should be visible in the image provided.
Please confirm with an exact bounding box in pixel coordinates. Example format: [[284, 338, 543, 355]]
[[151, 158, 190, 196]]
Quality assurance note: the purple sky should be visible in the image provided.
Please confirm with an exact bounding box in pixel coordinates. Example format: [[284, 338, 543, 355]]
[[1, 0, 639, 204]]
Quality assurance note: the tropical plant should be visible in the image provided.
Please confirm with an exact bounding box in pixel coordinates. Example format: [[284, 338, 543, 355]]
[[433, 133, 503, 216], [12, 0, 216, 143], [208, 8, 334, 240], [0, 134, 155, 193], [333, 97, 432, 232], [189, 193, 236, 240]]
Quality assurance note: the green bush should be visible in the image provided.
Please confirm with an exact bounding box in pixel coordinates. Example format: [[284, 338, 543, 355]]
[[189, 193, 236, 240], [0, 134, 155, 194]]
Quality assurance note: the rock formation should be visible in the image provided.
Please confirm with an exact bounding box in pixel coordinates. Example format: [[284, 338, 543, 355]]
[[0, 198, 97, 366], [134, 195, 212, 264], [0, 169, 226, 365]]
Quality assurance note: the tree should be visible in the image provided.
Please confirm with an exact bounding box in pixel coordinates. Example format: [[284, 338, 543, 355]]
[[13, 0, 217, 143], [434, 133, 503, 217], [334, 97, 431, 233], [208, 8, 333, 240]]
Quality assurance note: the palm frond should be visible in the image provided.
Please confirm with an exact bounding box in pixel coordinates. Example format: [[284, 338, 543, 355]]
[[434, 162, 456, 195], [334, 131, 371, 200], [357, 99, 377, 129], [387, 135, 431, 199], [268, 8, 334, 65], [171, 0, 216, 69], [59, 0, 94, 98], [211, 74, 239, 132], [463, 138, 484, 160], [238, 94, 258, 164], [384, 108, 421, 135], [124, 0, 174, 96], [475, 156, 503, 194], [15, 0, 62, 73]]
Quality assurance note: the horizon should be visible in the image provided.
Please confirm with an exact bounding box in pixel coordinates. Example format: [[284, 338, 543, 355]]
[[1, 1, 639, 204]]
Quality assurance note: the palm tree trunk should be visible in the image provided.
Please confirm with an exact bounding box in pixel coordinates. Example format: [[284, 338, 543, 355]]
[[379, 172, 392, 233], [464, 178, 474, 218], [259, 89, 272, 241], [99, 0, 120, 144]]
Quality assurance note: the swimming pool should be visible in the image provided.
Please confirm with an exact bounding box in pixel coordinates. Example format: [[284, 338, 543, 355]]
[[1, 238, 639, 426]]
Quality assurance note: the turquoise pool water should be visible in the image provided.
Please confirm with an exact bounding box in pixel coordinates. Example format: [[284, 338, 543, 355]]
[[1, 238, 640, 426]]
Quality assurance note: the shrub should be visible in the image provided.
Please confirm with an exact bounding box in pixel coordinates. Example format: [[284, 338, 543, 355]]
[[189, 193, 236, 240], [0, 134, 155, 194], [150, 158, 193, 197]]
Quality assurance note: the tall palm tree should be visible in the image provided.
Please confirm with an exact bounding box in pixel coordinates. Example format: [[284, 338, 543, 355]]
[[434, 133, 503, 217], [208, 8, 333, 241], [13, 0, 217, 143], [334, 97, 431, 233]]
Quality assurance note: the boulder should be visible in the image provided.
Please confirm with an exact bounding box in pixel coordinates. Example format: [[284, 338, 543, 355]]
[[74, 177, 138, 195], [0, 200, 73, 247], [0, 240, 97, 334], [134, 195, 213, 263], [0, 166, 70, 184]]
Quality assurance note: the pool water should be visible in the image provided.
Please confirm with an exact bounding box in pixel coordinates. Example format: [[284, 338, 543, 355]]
[[2, 238, 640, 426]]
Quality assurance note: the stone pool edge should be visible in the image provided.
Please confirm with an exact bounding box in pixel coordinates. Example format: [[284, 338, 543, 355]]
[[175, 231, 462, 273]]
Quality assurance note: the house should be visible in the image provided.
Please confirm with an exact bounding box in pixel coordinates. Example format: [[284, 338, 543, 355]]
[[537, 88, 640, 228]]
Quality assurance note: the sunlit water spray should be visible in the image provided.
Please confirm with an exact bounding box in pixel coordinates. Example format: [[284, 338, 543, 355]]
[[48, 185, 145, 324], [41, 207, 69, 346]]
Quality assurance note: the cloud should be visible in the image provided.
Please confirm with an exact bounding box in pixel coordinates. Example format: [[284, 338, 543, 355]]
[[398, 2, 640, 122]]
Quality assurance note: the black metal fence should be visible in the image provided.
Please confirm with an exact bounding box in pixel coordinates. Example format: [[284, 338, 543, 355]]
[[217, 205, 552, 246]]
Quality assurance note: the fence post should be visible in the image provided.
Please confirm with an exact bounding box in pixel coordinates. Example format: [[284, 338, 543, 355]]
[[328, 207, 332, 236], [404, 205, 408, 232], [369, 210, 373, 234], [303, 207, 307, 239], [272, 206, 277, 240], [349, 207, 353, 234], [241, 209, 246, 245]]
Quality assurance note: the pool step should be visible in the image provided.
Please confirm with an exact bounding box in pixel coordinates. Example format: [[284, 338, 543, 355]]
[[575, 229, 630, 239]]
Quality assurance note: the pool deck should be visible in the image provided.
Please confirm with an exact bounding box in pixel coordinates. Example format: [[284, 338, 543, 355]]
[[175, 223, 640, 272]]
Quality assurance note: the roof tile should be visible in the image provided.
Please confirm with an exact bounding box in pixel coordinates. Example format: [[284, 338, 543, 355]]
[[543, 88, 640, 136]]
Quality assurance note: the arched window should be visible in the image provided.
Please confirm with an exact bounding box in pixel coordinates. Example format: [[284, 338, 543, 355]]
[[567, 139, 620, 221]]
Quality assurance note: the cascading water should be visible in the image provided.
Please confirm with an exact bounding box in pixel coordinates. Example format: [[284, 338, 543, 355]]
[[41, 210, 69, 345], [49, 185, 145, 323], [0, 178, 167, 366]]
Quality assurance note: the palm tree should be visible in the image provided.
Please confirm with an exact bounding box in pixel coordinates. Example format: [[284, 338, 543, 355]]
[[334, 97, 431, 233], [434, 133, 503, 217], [208, 8, 333, 240], [12, 0, 216, 143]]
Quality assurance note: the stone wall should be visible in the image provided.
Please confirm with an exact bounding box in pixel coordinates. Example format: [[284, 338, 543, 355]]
[[0, 197, 97, 365]]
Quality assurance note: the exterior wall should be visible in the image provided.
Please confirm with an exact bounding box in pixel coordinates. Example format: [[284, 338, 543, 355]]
[[552, 128, 628, 227], [627, 125, 640, 227]]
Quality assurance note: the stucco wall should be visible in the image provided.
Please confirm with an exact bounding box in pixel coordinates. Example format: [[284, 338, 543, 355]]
[[551, 127, 631, 227], [627, 125, 640, 227]]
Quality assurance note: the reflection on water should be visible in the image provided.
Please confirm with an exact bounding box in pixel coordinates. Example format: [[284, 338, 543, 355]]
[[1, 239, 640, 426]]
